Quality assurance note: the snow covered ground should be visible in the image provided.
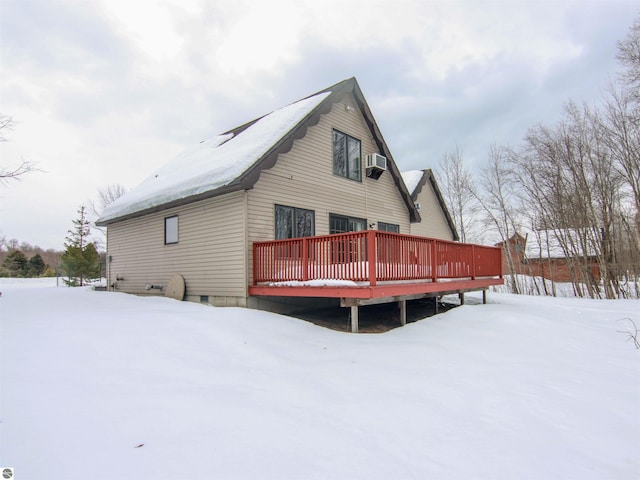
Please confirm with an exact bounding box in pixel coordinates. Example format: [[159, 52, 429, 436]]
[[1, 278, 639, 480]]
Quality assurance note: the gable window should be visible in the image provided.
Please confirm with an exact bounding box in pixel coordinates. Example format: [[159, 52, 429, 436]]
[[378, 222, 400, 233], [164, 215, 178, 244], [329, 214, 367, 234], [275, 205, 315, 239], [333, 130, 361, 182]]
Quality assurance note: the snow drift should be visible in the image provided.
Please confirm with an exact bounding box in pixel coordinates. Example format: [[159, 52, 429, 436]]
[[1, 279, 639, 479]]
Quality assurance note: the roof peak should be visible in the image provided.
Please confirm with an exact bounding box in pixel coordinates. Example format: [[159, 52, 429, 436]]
[[221, 77, 358, 138]]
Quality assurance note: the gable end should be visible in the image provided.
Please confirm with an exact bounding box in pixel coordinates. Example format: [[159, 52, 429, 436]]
[[412, 170, 459, 241]]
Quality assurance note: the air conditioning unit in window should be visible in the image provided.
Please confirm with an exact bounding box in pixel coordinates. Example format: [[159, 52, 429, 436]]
[[365, 153, 387, 180], [366, 153, 387, 170]]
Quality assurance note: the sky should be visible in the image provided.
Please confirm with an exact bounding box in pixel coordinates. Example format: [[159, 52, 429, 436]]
[[0, 0, 637, 250]]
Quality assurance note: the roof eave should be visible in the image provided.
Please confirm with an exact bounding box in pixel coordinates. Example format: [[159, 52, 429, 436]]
[[95, 181, 246, 226]]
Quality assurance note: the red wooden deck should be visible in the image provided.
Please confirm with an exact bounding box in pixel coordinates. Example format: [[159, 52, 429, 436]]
[[249, 230, 503, 300]]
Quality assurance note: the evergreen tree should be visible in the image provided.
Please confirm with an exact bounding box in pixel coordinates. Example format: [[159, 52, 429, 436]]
[[27, 253, 46, 277], [2, 249, 28, 277], [66, 205, 91, 250], [60, 206, 100, 286]]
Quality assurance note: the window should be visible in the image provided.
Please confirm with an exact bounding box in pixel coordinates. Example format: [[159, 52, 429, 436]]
[[377, 222, 400, 264], [164, 216, 178, 244], [333, 130, 361, 181], [329, 214, 367, 234], [329, 213, 367, 263], [378, 222, 400, 233], [275, 205, 315, 239]]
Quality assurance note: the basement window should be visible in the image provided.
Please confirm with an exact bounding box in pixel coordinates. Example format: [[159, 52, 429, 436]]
[[164, 216, 178, 245]]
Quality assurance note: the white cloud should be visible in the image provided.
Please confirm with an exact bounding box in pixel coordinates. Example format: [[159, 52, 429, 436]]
[[99, 0, 186, 62], [0, 0, 637, 249], [215, 1, 306, 75]]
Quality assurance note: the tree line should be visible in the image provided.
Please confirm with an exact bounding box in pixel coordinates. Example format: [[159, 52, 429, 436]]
[[1, 249, 48, 277], [438, 16, 640, 299], [0, 238, 61, 277], [1, 206, 105, 285]]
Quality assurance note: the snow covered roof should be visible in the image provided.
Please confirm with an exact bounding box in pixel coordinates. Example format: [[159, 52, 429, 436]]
[[97, 78, 419, 226], [400, 170, 425, 196], [98, 92, 330, 225]]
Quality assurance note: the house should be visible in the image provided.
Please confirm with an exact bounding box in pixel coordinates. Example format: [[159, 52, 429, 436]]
[[497, 231, 601, 283], [401, 169, 458, 240], [495, 232, 527, 275], [97, 78, 502, 330]]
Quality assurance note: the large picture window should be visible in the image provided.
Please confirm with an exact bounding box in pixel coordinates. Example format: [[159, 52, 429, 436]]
[[164, 216, 178, 244], [333, 130, 361, 182], [275, 205, 315, 239]]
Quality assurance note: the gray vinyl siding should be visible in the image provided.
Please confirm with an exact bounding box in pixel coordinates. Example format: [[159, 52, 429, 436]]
[[246, 92, 411, 283], [106, 191, 247, 304], [409, 180, 455, 240]]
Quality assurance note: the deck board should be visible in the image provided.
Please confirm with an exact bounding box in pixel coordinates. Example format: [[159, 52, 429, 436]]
[[249, 277, 502, 299]]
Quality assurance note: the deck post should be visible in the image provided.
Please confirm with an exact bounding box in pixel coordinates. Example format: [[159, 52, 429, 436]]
[[483, 289, 487, 304], [459, 292, 465, 305], [302, 237, 309, 281], [399, 300, 406, 326], [431, 239, 438, 282], [471, 245, 476, 280], [252, 243, 258, 284], [367, 230, 377, 287], [350, 305, 359, 333]]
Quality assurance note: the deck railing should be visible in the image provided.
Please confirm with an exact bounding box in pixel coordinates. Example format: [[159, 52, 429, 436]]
[[253, 230, 503, 286]]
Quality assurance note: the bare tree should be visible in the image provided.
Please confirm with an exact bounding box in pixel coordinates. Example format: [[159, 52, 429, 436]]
[[601, 86, 640, 228], [508, 98, 637, 299], [478, 17, 640, 299], [617, 15, 640, 107], [88, 183, 127, 243], [91, 183, 127, 216], [437, 146, 481, 243], [0, 114, 39, 184], [473, 144, 523, 293], [611, 16, 640, 281], [519, 105, 603, 297], [0, 114, 14, 141]]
